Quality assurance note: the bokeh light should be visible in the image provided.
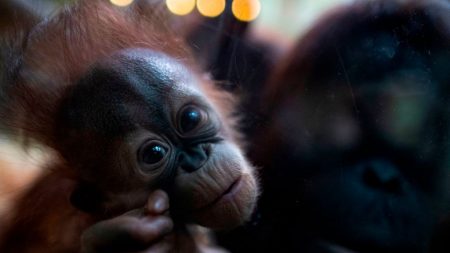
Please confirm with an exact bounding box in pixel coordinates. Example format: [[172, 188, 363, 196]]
[[197, 0, 226, 18], [166, 0, 196, 16], [232, 0, 261, 22], [110, 0, 134, 7]]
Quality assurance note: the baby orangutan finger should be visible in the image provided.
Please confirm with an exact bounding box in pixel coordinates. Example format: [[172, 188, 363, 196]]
[[145, 190, 170, 215]]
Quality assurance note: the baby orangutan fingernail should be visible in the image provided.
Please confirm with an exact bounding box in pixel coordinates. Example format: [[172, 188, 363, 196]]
[[147, 190, 169, 214]]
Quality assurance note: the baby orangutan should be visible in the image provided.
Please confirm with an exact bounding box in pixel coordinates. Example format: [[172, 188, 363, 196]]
[[0, 1, 258, 252]]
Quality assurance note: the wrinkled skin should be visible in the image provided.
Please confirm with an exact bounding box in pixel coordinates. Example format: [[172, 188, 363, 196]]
[[57, 49, 257, 224]]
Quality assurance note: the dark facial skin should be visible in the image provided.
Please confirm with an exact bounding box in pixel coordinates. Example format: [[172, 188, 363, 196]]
[[271, 68, 442, 252], [248, 26, 450, 253], [53, 48, 258, 251]]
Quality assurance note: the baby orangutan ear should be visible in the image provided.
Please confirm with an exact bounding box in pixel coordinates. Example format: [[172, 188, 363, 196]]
[[70, 183, 104, 214]]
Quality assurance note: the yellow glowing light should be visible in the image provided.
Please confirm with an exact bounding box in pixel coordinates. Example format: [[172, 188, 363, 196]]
[[110, 0, 134, 7], [232, 0, 261, 22], [197, 0, 226, 18], [166, 0, 196, 16]]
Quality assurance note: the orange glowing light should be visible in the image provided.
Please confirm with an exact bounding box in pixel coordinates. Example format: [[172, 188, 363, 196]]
[[197, 0, 226, 18], [110, 0, 134, 7], [232, 0, 261, 22], [166, 0, 196, 16]]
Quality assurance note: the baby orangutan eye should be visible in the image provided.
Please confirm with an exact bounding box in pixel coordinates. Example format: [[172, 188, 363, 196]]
[[138, 141, 168, 166], [178, 105, 206, 134]]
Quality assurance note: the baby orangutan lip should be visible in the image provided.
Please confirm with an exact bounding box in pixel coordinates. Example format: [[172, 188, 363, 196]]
[[193, 176, 242, 212]]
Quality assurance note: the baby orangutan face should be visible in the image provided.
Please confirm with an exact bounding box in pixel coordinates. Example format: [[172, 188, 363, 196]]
[[56, 49, 258, 230]]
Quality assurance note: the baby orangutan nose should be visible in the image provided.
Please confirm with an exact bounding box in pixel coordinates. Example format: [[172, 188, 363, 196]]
[[178, 145, 209, 173]]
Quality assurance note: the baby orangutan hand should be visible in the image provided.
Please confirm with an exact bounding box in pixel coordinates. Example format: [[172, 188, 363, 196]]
[[81, 190, 173, 253]]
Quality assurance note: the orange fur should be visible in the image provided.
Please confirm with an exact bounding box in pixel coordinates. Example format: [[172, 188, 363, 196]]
[[0, 1, 214, 252]]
